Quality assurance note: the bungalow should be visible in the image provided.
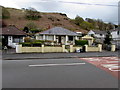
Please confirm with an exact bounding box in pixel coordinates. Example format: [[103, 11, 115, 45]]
[[110, 28, 120, 41], [35, 27, 79, 45], [0, 25, 27, 48], [88, 30, 107, 39]]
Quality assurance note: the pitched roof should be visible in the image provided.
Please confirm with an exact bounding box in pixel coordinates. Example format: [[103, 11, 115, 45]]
[[109, 28, 120, 32], [92, 30, 107, 34], [38, 27, 78, 36], [0, 25, 27, 35]]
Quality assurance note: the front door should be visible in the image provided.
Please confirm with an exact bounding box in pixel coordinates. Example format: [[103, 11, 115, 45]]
[[2, 36, 8, 46], [58, 36, 61, 43]]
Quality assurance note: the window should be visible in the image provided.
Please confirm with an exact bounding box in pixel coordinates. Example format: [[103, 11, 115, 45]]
[[68, 36, 73, 41], [13, 37, 23, 43], [117, 31, 120, 35]]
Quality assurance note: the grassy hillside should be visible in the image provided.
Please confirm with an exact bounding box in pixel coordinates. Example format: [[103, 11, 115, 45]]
[[1, 7, 87, 33]]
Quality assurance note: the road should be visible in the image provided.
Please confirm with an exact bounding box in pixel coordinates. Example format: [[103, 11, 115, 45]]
[[2, 58, 118, 88]]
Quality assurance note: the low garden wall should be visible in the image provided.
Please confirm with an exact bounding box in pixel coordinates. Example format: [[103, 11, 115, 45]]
[[16, 44, 104, 53], [16, 44, 65, 53], [85, 44, 102, 52]]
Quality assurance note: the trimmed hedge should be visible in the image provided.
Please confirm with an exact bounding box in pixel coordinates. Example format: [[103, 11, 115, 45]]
[[20, 42, 42, 47], [75, 40, 88, 46]]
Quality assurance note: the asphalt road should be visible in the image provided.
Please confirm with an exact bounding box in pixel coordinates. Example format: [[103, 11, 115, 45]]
[[2, 58, 118, 88], [2, 51, 119, 60]]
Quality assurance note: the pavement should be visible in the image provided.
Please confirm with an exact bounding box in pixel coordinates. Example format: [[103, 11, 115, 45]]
[[1, 49, 120, 60], [2, 58, 119, 88]]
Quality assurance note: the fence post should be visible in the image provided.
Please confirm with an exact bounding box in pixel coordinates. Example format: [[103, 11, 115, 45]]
[[62, 45, 65, 52], [98, 44, 102, 52], [16, 44, 22, 53], [84, 45, 88, 52], [42, 44, 44, 53], [70, 45, 73, 52], [111, 44, 116, 52]]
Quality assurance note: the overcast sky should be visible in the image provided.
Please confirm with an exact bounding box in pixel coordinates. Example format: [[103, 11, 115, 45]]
[[0, 0, 119, 24]]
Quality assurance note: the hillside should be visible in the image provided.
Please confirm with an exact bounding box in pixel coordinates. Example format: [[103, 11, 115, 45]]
[[1, 7, 88, 33]]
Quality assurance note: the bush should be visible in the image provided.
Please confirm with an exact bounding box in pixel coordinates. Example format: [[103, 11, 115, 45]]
[[75, 40, 88, 46], [20, 39, 44, 47], [20, 42, 31, 47], [32, 42, 42, 47], [25, 8, 41, 20], [24, 37, 31, 42], [2, 7, 10, 19]]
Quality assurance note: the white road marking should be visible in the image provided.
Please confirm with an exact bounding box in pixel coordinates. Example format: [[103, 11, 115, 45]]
[[106, 61, 120, 63], [102, 64, 120, 72], [29, 63, 86, 67], [109, 68, 120, 72], [102, 64, 118, 68]]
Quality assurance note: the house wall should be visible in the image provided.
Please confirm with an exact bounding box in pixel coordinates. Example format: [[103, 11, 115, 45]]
[[36, 35, 43, 40], [8, 36, 17, 48], [88, 30, 95, 35], [111, 31, 120, 40], [36, 35, 76, 45], [88, 30, 105, 39], [94, 34, 105, 39], [45, 35, 54, 40], [8, 36, 24, 48]]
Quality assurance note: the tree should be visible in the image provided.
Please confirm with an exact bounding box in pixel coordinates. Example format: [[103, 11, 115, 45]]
[[25, 22, 40, 34], [23, 26, 29, 33], [26, 22, 37, 30], [80, 21, 93, 30], [74, 15, 84, 25], [85, 18, 97, 29], [25, 7, 41, 20], [2, 7, 10, 19], [107, 22, 114, 30], [104, 31, 112, 45], [96, 19, 105, 30]]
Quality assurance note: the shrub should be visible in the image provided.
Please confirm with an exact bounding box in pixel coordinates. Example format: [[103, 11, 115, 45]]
[[20, 42, 31, 47], [20, 39, 44, 47], [24, 37, 31, 42], [2, 7, 10, 19], [30, 29, 40, 33], [34, 40, 45, 43], [32, 42, 42, 47], [75, 40, 88, 46], [25, 8, 41, 20]]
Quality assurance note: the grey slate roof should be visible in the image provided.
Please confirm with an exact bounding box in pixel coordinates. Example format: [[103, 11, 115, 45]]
[[109, 28, 120, 32], [39, 27, 78, 36], [1, 25, 27, 36], [92, 30, 107, 35]]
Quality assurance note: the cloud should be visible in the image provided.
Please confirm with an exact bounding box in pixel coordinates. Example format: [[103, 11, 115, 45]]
[[0, 0, 119, 24]]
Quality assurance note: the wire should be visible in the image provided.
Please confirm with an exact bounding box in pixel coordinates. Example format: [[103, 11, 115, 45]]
[[58, 1, 118, 7]]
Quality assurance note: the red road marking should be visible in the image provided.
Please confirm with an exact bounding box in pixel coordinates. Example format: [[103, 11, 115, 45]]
[[80, 57, 120, 78]]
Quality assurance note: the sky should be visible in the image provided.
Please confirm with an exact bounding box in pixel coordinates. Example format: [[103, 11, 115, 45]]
[[0, 0, 119, 25]]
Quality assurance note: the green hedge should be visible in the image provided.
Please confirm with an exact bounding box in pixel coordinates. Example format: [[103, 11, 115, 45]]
[[20, 42, 42, 47], [75, 40, 88, 46]]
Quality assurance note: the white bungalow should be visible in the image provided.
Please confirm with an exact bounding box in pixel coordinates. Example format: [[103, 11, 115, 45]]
[[88, 30, 107, 39], [1, 25, 27, 48], [110, 29, 120, 40], [35, 27, 79, 45]]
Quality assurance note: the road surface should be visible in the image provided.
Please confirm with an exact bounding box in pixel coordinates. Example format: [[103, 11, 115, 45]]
[[2, 58, 118, 88]]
